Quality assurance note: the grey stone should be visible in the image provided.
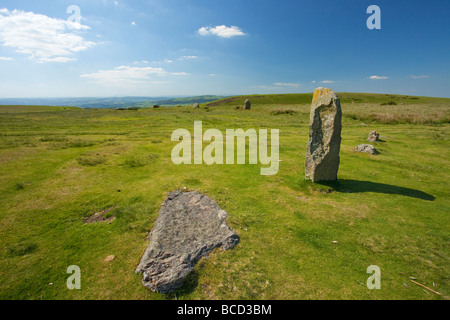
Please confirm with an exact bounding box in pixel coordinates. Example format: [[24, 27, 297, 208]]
[[368, 131, 380, 142], [135, 191, 239, 293], [244, 99, 251, 110], [192, 103, 200, 108], [305, 87, 342, 182], [354, 144, 379, 155]]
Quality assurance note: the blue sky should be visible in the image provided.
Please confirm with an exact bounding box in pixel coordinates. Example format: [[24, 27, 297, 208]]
[[0, 0, 449, 98]]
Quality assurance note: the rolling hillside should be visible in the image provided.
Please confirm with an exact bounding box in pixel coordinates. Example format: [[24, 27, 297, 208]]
[[206, 93, 450, 107], [0, 94, 449, 299]]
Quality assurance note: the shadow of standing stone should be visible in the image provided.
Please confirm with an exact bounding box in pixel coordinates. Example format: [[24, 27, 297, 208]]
[[135, 191, 239, 293], [305, 87, 342, 182], [318, 180, 435, 201]]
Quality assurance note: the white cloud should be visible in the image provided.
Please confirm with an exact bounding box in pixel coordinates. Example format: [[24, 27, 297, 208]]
[[152, 58, 176, 64], [369, 75, 389, 80], [133, 60, 149, 64], [273, 82, 302, 88], [198, 25, 245, 38], [170, 72, 189, 76], [0, 8, 94, 63], [131, 21, 137, 26], [208, 73, 217, 77], [320, 80, 334, 84], [153, 56, 198, 64], [102, 0, 118, 6], [178, 55, 198, 61], [409, 75, 429, 79], [0, 56, 13, 61], [81, 65, 189, 85]]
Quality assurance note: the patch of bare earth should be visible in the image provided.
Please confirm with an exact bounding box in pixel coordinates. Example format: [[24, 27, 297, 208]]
[[84, 206, 117, 224]]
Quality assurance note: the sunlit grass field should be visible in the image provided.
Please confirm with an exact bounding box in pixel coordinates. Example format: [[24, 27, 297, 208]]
[[0, 93, 449, 300]]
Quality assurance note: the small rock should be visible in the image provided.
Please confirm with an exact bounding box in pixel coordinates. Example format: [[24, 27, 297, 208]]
[[192, 103, 200, 109], [104, 255, 115, 262], [332, 241, 339, 244], [244, 99, 251, 110], [354, 144, 379, 155], [368, 131, 380, 142]]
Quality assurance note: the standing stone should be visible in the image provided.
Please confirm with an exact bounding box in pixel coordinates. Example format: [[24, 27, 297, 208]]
[[192, 103, 200, 108], [368, 131, 379, 142], [305, 87, 342, 182], [244, 99, 251, 110], [135, 191, 239, 293]]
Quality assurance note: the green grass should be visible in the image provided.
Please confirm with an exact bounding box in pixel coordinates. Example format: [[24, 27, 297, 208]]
[[0, 94, 449, 300], [206, 92, 450, 107]]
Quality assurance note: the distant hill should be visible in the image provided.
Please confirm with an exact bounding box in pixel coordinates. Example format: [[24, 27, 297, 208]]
[[0, 105, 80, 113], [1, 93, 448, 109], [0, 97, 158, 109], [0, 95, 228, 109], [152, 95, 229, 106], [206, 93, 450, 106]]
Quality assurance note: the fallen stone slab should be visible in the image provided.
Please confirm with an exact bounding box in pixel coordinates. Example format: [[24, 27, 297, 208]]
[[135, 191, 239, 293], [354, 144, 379, 155]]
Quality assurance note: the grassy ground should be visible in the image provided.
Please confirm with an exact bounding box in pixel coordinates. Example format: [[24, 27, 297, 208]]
[[0, 94, 449, 300]]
